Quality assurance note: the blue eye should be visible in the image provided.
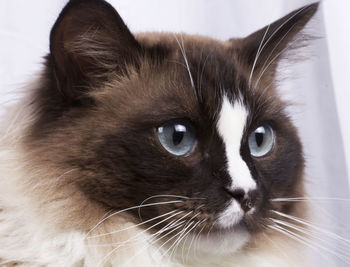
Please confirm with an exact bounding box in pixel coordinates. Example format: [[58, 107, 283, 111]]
[[248, 124, 274, 157], [157, 120, 196, 156]]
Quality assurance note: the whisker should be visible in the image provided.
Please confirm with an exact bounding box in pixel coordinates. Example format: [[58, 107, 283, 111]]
[[193, 223, 206, 260], [185, 219, 207, 264], [87, 209, 177, 239], [162, 210, 194, 231], [120, 221, 187, 267], [251, 4, 311, 88], [168, 211, 203, 263], [262, 232, 291, 260], [150, 210, 195, 258], [127, 217, 187, 249], [95, 210, 185, 247], [268, 224, 336, 264], [271, 218, 350, 256], [173, 34, 196, 94], [151, 222, 188, 259], [249, 23, 271, 87], [254, 35, 303, 89], [180, 219, 202, 263], [137, 194, 202, 220], [206, 220, 216, 241], [85, 199, 184, 238], [196, 46, 204, 100], [160, 213, 201, 263], [271, 197, 350, 202], [168, 221, 196, 262], [269, 223, 350, 264], [198, 52, 211, 102], [272, 210, 350, 246], [254, 22, 297, 88], [96, 212, 188, 266]]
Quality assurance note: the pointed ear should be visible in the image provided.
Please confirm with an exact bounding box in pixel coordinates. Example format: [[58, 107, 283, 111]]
[[49, 0, 141, 102], [232, 2, 319, 88]]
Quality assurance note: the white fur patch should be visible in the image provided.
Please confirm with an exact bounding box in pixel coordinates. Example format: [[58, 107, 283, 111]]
[[216, 95, 256, 228], [194, 226, 250, 256], [217, 200, 244, 228], [217, 96, 256, 192]]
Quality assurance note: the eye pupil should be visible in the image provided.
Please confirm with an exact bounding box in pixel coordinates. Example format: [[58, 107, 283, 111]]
[[173, 129, 184, 146], [255, 132, 264, 147], [157, 120, 196, 156]]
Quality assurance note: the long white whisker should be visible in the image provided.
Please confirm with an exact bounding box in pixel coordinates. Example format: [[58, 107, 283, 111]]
[[254, 22, 297, 88], [181, 219, 201, 263], [168, 211, 203, 263], [150, 210, 195, 258], [272, 197, 350, 202], [254, 35, 302, 89], [152, 223, 187, 259], [185, 219, 207, 264], [198, 52, 211, 101], [272, 218, 350, 255], [85, 200, 184, 238], [193, 223, 206, 260], [251, 4, 311, 87], [269, 223, 350, 264], [89, 217, 185, 248], [174, 34, 196, 93], [121, 221, 186, 267], [159, 212, 201, 264], [206, 221, 216, 241], [137, 194, 193, 220], [97, 210, 185, 247], [262, 232, 291, 260], [272, 210, 350, 246], [249, 24, 270, 87], [96, 210, 186, 266], [168, 221, 196, 262], [87, 209, 177, 239], [268, 224, 338, 265]]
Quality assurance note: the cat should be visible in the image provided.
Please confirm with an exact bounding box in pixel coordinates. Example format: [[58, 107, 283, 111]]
[[0, 0, 320, 266]]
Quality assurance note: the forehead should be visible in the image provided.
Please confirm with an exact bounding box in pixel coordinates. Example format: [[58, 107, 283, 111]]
[[96, 34, 249, 120]]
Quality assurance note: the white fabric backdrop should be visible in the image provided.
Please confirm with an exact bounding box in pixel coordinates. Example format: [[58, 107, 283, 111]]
[[0, 1, 349, 266]]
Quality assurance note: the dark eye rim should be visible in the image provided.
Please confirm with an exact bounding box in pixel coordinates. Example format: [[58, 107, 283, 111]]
[[248, 123, 275, 158], [155, 118, 198, 157]]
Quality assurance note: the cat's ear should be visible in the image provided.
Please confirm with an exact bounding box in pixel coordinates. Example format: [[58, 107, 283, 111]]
[[232, 2, 319, 88], [49, 0, 141, 102]]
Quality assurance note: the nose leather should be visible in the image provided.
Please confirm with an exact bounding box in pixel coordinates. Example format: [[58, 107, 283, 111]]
[[225, 188, 257, 212]]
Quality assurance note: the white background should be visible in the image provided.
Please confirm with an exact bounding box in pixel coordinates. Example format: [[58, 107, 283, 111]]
[[0, 1, 349, 266]]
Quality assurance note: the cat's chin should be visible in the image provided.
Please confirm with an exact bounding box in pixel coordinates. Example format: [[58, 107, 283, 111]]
[[186, 225, 250, 256]]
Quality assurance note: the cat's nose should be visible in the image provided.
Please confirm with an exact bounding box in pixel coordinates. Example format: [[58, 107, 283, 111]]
[[224, 188, 257, 212]]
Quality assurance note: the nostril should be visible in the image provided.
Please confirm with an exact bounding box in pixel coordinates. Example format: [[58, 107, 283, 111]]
[[224, 188, 258, 212], [241, 198, 254, 212], [242, 190, 258, 212]]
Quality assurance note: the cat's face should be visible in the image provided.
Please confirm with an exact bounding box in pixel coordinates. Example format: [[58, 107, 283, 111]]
[[27, 0, 317, 255]]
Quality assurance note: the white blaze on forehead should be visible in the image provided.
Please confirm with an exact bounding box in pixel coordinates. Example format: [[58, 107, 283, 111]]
[[217, 95, 256, 193]]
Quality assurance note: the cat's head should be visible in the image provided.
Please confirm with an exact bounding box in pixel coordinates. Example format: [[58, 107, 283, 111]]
[[26, 0, 318, 256]]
